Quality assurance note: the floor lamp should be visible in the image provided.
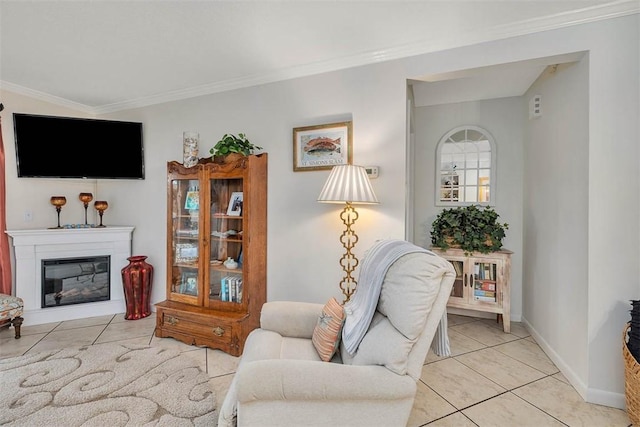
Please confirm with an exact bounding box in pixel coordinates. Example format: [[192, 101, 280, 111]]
[[317, 164, 379, 303]]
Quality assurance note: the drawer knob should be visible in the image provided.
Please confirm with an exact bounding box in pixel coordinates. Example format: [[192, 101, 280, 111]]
[[213, 326, 225, 336], [167, 316, 178, 326]]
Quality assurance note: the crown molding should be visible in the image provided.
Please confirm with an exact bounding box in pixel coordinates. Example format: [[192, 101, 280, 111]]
[[365, 0, 639, 64], [8, 1, 640, 115], [0, 81, 95, 115]]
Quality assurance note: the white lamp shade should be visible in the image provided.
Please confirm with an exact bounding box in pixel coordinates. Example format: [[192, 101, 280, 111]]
[[317, 165, 379, 204]]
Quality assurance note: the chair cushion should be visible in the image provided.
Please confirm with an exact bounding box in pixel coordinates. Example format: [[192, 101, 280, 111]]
[[345, 312, 415, 374], [343, 252, 447, 375], [312, 297, 345, 362], [0, 294, 24, 320], [342, 240, 431, 354], [377, 252, 444, 340]]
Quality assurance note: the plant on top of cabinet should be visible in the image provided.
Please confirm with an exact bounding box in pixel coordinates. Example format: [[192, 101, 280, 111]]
[[209, 133, 263, 157], [431, 205, 508, 254]]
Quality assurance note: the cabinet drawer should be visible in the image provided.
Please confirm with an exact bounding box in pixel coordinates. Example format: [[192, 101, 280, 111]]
[[159, 309, 233, 343]]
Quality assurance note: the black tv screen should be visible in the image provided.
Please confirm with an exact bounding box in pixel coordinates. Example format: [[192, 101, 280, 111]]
[[13, 113, 145, 179]]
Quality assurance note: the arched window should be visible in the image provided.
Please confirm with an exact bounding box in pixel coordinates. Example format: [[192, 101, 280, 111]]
[[435, 125, 496, 206]]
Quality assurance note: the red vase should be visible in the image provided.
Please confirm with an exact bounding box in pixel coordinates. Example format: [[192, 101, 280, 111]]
[[121, 255, 153, 320]]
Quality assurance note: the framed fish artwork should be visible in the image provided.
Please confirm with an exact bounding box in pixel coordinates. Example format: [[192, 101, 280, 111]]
[[293, 121, 353, 171]]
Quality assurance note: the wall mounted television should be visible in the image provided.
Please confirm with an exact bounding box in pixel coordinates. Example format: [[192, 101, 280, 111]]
[[13, 113, 145, 179]]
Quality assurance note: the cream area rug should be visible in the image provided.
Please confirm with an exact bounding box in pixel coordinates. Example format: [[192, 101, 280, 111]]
[[0, 343, 217, 426]]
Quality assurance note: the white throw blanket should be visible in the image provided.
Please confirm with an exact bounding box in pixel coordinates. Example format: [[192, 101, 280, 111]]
[[342, 239, 450, 357]]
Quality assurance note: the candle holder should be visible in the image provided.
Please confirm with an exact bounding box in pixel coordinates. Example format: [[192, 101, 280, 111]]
[[79, 192, 93, 225], [94, 201, 109, 227], [49, 196, 67, 229]]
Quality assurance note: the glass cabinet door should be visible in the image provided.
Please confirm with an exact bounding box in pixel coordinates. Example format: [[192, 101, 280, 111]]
[[472, 261, 498, 304], [170, 177, 201, 298], [449, 260, 465, 300], [208, 177, 244, 305]]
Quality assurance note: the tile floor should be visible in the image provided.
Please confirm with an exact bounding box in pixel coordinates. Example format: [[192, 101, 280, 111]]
[[0, 312, 632, 426]]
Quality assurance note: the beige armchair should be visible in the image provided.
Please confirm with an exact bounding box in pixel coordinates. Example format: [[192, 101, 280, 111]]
[[219, 240, 455, 427]]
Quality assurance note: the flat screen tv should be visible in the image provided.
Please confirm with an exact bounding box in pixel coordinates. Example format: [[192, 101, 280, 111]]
[[13, 113, 145, 179]]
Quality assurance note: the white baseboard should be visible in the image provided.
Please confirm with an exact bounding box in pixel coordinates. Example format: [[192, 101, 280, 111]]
[[586, 387, 627, 410], [522, 317, 626, 410]]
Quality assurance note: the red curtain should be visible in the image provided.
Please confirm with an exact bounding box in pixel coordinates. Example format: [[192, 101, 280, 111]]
[[0, 113, 12, 295]]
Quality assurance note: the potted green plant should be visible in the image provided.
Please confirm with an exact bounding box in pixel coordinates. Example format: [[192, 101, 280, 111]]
[[209, 133, 262, 158], [430, 205, 508, 254]]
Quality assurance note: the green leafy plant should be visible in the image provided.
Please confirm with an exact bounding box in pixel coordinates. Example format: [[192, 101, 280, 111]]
[[209, 133, 262, 157], [431, 205, 508, 254]]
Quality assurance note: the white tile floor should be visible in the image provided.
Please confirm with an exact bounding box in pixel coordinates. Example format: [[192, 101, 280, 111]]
[[0, 312, 632, 426]]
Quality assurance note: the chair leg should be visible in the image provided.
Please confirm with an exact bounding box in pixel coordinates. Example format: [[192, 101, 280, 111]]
[[12, 316, 23, 339]]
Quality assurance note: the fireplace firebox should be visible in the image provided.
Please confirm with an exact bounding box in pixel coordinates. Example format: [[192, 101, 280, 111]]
[[41, 256, 111, 308]]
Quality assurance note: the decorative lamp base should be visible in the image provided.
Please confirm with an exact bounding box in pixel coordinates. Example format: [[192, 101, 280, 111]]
[[339, 202, 359, 303]]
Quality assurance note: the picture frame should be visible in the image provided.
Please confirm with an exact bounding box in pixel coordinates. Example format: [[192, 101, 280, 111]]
[[184, 190, 199, 210], [293, 121, 353, 171], [180, 271, 198, 295], [175, 243, 198, 263], [227, 192, 243, 216]]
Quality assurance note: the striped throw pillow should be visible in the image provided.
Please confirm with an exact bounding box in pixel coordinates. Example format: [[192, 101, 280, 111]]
[[312, 297, 345, 362]]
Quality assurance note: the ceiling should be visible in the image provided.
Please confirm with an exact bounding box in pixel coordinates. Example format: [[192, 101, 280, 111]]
[[0, 1, 635, 114], [410, 51, 587, 107]]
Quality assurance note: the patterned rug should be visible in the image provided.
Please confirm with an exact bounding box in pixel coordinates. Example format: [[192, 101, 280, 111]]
[[0, 343, 217, 426]]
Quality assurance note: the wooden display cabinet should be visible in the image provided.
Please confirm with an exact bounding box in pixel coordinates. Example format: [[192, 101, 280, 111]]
[[431, 247, 512, 333], [155, 154, 267, 356]]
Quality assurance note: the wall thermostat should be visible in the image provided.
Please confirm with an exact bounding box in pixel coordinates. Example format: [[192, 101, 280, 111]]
[[365, 166, 379, 179]]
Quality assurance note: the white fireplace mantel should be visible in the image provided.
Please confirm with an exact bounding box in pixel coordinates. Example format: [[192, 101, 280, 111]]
[[6, 227, 134, 326]]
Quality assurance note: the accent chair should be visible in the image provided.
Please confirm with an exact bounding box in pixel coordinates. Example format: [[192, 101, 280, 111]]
[[219, 239, 456, 427]]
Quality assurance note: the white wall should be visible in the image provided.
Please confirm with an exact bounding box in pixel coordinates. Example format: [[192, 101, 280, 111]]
[[97, 67, 410, 306], [583, 15, 639, 404], [2, 12, 638, 407], [412, 97, 524, 320], [523, 59, 590, 392]]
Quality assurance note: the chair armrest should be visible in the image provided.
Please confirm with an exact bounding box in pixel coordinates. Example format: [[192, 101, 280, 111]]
[[236, 359, 416, 402], [260, 301, 323, 338]]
